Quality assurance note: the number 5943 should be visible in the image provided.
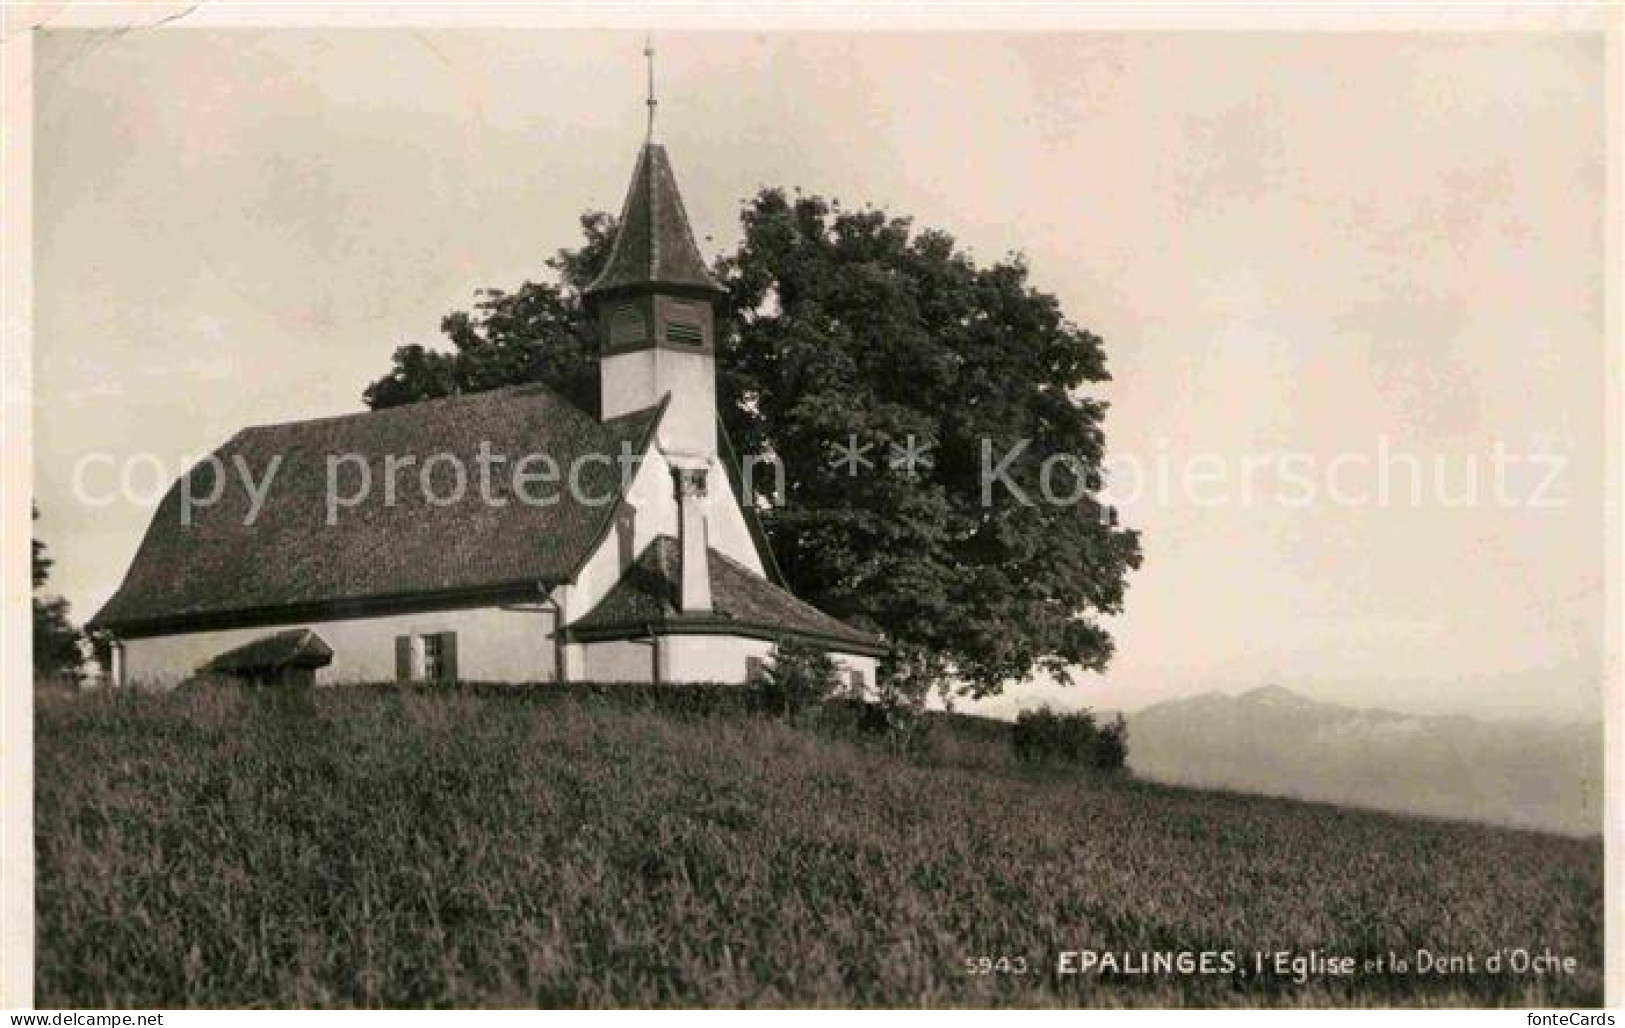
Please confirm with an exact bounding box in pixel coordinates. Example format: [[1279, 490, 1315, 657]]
[[965, 956, 1029, 975]]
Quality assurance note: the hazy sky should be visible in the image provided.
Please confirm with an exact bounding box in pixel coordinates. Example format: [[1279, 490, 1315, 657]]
[[33, 29, 1605, 720]]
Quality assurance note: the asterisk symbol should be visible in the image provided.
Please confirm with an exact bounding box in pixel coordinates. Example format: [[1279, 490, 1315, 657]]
[[830, 434, 874, 477], [889, 434, 934, 478]]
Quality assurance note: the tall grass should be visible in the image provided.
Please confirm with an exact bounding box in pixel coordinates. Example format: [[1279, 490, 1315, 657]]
[[35, 685, 1603, 1007]]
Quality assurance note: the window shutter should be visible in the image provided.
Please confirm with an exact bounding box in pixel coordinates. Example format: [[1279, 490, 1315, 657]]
[[395, 635, 412, 682], [439, 632, 459, 683]]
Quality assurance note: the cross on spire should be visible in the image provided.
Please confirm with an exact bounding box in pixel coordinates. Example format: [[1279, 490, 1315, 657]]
[[644, 35, 657, 143]]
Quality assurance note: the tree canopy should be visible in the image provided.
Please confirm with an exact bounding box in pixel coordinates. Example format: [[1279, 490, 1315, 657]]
[[364, 189, 1140, 697], [33, 504, 82, 678]]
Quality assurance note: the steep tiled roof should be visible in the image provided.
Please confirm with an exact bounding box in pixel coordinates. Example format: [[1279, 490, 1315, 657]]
[[568, 536, 884, 654], [583, 143, 726, 300], [92, 385, 665, 634], [201, 629, 334, 673]]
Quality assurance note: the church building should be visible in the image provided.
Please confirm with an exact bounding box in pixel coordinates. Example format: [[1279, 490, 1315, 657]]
[[89, 136, 884, 689]]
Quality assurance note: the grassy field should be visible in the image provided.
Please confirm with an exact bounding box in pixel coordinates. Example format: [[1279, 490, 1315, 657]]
[[35, 685, 1604, 1008]]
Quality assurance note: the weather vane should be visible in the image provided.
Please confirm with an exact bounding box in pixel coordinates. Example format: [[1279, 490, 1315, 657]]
[[644, 34, 657, 143]]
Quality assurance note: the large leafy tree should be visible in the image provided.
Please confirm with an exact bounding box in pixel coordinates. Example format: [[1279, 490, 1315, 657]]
[[33, 504, 82, 678], [364, 191, 1140, 696]]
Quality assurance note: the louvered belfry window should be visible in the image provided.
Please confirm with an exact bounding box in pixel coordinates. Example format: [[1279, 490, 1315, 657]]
[[664, 301, 705, 347], [609, 304, 647, 348]]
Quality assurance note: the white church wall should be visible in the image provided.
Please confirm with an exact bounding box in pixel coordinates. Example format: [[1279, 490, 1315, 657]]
[[596, 340, 767, 583], [581, 640, 658, 683], [573, 635, 875, 687], [122, 604, 558, 687], [124, 611, 876, 691], [601, 348, 719, 466], [662, 635, 774, 683], [600, 349, 661, 421], [650, 350, 719, 460], [659, 637, 877, 690], [558, 442, 680, 629], [831, 653, 880, 694], [700, 457, 766, 577]]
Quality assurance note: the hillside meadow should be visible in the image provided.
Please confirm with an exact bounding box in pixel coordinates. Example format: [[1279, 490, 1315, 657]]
[[34, 684, 1603, 1008]]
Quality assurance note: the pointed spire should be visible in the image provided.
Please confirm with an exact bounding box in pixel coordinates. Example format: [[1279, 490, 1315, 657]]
[[644, 35, 657, 143], [583, 142, 726, 302]]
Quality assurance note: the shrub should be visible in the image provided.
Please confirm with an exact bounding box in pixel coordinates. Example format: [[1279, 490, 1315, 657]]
[[1011, 706, 1128, 772], [750, 639, 838, 717], [863, 645, 940, 755]]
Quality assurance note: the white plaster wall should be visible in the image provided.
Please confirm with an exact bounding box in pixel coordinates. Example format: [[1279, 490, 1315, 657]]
[[660, 636, 877, 689], [699, 461, 766, 577], [662, 635, 774, 683], [580, 639, 658, 683], [597, 345, 763, 574], [601, 348, 716, 463], [651, 350, 718, 460], [600, 349, 660, 421], [558, 441, 680, 632], [122, 604, 558, 687], [832, 653, 880, 696]]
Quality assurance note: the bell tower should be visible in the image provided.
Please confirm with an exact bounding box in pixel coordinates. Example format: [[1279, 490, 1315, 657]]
[[582, 42, 726, 466], [581, 46, 732, 612]]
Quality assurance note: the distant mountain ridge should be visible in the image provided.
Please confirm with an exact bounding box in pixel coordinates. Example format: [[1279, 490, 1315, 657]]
[[1126, 685, 1602, 836]]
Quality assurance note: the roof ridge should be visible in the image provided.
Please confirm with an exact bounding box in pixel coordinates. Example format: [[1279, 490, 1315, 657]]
[[235, 383, 574, 435], [646, 143, 661, 280], [661, 151, 712, 283], [602, 398, 667, 430]]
